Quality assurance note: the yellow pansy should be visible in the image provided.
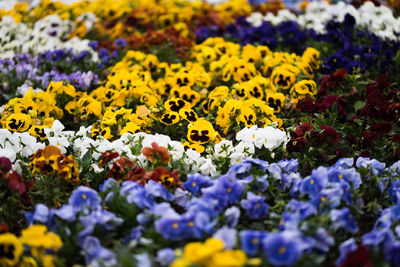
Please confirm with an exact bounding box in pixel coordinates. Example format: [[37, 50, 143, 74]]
[[0, 233, 23, 266]]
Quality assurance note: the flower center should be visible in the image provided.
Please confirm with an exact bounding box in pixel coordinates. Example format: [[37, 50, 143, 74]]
[[172, 223, 179, 229], [82, 194, 87, 200], [252, 238, 259, 245], [279, 246, 286, 254], [310, 179, 314, 185]]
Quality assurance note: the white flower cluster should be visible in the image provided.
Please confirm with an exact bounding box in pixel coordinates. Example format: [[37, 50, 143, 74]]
[[0, 14, 98, 59], [1, 121, 288, 177], [246, 1, 400, 40]]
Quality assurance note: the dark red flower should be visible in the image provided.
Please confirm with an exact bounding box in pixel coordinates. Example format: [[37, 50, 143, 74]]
[[295, 123, 313, 137], [296, 98, 317, 113], [369, 122, 392, 136], [318, 125, 340, 145], [0, 157, 12, 180], [392, 134, 400, 143], [7, 171, 32, 205], [0, 223, 8, 233], [99, 151, 120, 167], [319, 68, 347, 96], [286, 137, 308, 152], [108, 157, 137, 181], [346, 133, 358, 146], [340, 244, 372, 267]]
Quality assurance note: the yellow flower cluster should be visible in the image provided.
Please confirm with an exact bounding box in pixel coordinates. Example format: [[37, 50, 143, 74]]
[[0, 225, 62, 267], [171, 238, 248, 267], [0, 86, 63, 138], [0, 38, 320, 154]]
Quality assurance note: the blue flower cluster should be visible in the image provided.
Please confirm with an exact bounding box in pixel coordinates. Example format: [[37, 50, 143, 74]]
[[25, 157, 400, 266]]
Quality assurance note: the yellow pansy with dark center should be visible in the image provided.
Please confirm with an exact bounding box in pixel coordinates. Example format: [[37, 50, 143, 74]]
[[179, 108, 198, 123], [14, 99, 37, 115], [121, 122, 141, 135], [271, 66, 297, 90], [187, 119, 216, 144], [29, 125, 47, 140], [0, 233, 23, 266], [290, 80, 317, 98], [159, 174, 175, 187], [248, 85, 263, 99], [267, 92, 285, 112], [232, 83, 247, 98], [160, 112, 179, 125], [165, 98, 189, 112], [100, 127, 113, 139], [182, 141, 205, 153], [5, 113, 31, 132], [91, 127, 101, 139], [174, 72, 193, 87], [238, 106, 256, 127]]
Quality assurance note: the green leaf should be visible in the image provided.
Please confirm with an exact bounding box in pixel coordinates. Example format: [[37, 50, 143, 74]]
[[354, 100, 366, 113]]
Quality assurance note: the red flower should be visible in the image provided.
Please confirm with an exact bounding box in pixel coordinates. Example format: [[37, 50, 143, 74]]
[[7, 171, 32, 205], [318, 125, 340, 145], [0, 223, 8, 233], [108, 157, 145, 182], [286, 137, 308, 152], [392, 134, 400, 143], [370, 122, 392, 136], [142, 142, 170, 165], [296, 98, 317, 113], [0, 157, 12, 180], [319, 68, 347, 96], [340, 244, 372, 267], [99, 151, 120, 167], [295, 123, 313, 137]]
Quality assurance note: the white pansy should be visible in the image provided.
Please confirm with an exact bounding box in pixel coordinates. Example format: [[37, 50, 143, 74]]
[[234, 141, 255, 155], [246, 1, 400, 41], [254, 126, 287, 150], [236, 125, 257, 143], [168, 141, 185, 161], [0, 148, 17, 162], [47, 136, 69, 154], [199, 158, 217, 177], [230, 152, 246, 165]]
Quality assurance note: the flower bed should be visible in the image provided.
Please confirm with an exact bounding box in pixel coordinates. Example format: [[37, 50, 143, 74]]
[[0, 0, 400, 266]]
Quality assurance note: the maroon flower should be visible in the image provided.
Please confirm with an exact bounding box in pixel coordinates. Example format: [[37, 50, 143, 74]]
[[369, 122, 392, 136], [318, 125, 340, 145], [0, 157, 12, 180], [99, 151, 120, 167], [7, 171, 32, 205], [319, 68, 347, 96], [296, 98, 317, 113], [340, 244, 372, 267], [392, 134, 400, 143], [347, 133, 358, 146], [295, 123, 313, 137], [286, 137, 308, 152]]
